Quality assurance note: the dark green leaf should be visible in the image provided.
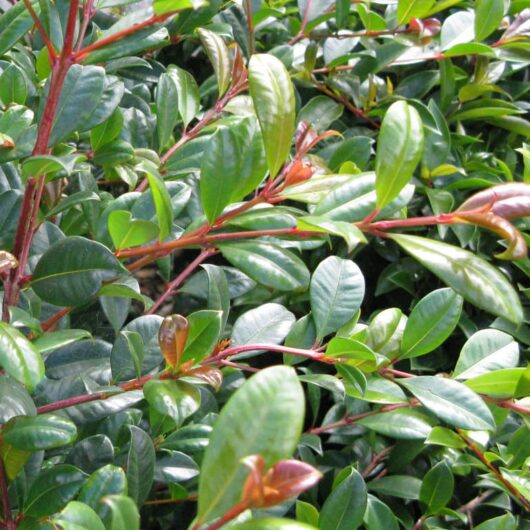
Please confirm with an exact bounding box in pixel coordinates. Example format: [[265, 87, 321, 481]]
[[419, 461, 454, 514]]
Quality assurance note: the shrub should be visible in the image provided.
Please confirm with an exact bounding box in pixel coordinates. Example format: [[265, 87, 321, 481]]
[[0, 0, 529, 529]]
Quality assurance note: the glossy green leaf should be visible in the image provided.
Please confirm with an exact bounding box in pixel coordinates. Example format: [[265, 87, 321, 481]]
[[53, 501, 105, 530], [32, 236, 126, 307], [375, 101, 424, 209], [0, 322, 44, 392], [143, 379, 201, 428], [101, 496, 140, 530], [49, 65, 106, 146], [310, 256, 365, 340], [464, 367, 529, 398], [24, 464, 87, 517], [220, 242, 310, 291], [390, 234, 523, 324], [170, 66, 200, 129], [197, 366, 305, 524], [400, 376, 496, 430], [453, 330, 519, 379], [197, 28, 231, 96], [77, 465, 127, 514], [298, 216, 367, 252], [108, 210, 159, 250], [0, 63, 26, 105], [368, 475, 421, 500], [156, 72, 179, 149], [400, 288, 463, 359], [475, 0, 504, 41], [181, 310, 222, 364], [397, 0, 435, 24], [419, 461, 454, 514], [249, 54, 295, 178], [3, 414, 77, 451], [357, 409, 433, 440], [90, 108, 123, 151], [363, 496, 399, 530], [127, 426, 155, 505], [146, 170, 173, 240], [320, 467, 367, 530]]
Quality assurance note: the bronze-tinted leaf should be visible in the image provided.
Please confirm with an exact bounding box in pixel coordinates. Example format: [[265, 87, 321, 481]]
[[454, 212, 528, 260], [158, 315, 189, 369], [457, 183, 530, 213], [185, 365, 223, 391]]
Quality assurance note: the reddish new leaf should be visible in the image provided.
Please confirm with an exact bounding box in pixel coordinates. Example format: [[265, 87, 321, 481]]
[[158, 315, 189, 369]]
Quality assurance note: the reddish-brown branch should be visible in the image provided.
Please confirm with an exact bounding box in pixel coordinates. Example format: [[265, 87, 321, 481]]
[[193, 500, 249, 530], [309, 402, 415, 435], [458, 430, 530, 511], [361, 446, 394, 479], [75, 0, 96, 52], [116, 227, 320, 259], [22, 0, 57, 61], [245, 0, 255, 55], [307, 28, 412, 40], [144, 494, 198, 505], [212, 343, 330, 362], [287, 0, 313, 45], [73, 12, 177, 61], [314, 83, 380, 128], [146, 249, 216, 315]]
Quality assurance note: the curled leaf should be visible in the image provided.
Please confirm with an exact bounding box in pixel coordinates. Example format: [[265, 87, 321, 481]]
[[0, 251, 18, 275], [241, 454, 322, 509], [158, 315, 189, 369], [457, 183, 530, 216], [284, 160, 314, 187], [184, 366, 223, 391], [454, 212, 528, 260]]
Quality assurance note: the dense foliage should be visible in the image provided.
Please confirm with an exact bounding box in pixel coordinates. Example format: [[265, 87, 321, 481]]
[[0, 0, 529, 529]]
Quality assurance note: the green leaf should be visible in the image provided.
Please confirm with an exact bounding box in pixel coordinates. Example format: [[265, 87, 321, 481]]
[[368, 475, 421, 500], [319, 467, 367, 530], [78, 465, 127, 514], [364, 495, 399, 530], [127, 426, 155, 505], [310, 257, 365, 340], [169, 67, 200, 129], [231, 303, 296, 351], [24, 464, 87, 518], [375, 101, 424, 209], [0, 322, 44, 392], [400, 288, 463, 359], [181, 310, 222, 364], [357, 409, 433, 440], [156, 72, 179, 149], [453, 330, 519, 379], [49, 65, 106, 146], [298, 216, 367, 252], [425, 426, 466, 449], [197, 366, 305, 524], [249, 54, 295, 178], [419, 461, 454, 514], [0, 375, 36, 423], [397, 0, 435, 24], [197, 28, 231, 96], [108, 210, 159, 250], [0, 63, 27, 105], [143, 380, 201, 428], [3, 414, 77, 451], [90, 108, 123, 151], [31, 236, 126, 307], [464, 367, 529, 398], [220, 242, 310, 291], [474, 514, 517, 530], [400, 376, 496, 430], [200, 119, 268, 224], [93, 140, 134, 167], [101, 496, 140, 530], [146, 170, 173, 240], [475, 0, 504, 41], [390, 234, 523, 324], [53, 501, 105, 530]]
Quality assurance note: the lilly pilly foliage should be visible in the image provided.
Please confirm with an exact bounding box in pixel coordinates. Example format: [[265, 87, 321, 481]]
[[0, 0, 529, 529]]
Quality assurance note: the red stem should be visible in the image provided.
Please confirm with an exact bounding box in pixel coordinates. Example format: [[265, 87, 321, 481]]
[[287, 0, 313, 45], [213, 343, 328, 362], [146, 249, 216, 315], [73, 12, 176, 61], [458, 430, 530, 511], [75, 0, 96, 52], [193, 500, 249, 530]]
